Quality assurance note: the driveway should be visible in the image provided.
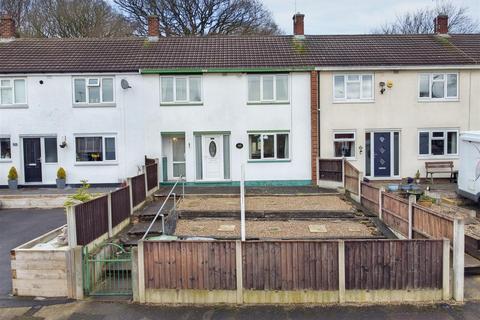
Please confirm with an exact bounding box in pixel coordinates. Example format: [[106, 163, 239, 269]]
[[0, 208, 66, 297]]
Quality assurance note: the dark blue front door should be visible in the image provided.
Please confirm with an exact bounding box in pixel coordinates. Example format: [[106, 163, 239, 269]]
[[373, 132, 391, 177]]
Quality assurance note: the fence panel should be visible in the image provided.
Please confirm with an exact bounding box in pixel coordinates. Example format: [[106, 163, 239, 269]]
[[146, 163, 158, 191], [111, 186, 131, 227], [131, 174, 146, 207], [413, 205, 454, 240], [360, 182, 380, 214], [382, 193, 410, 237], [144, 241, 237, 290], [345, 240, 443, 290], [242, 241, 339, 291], [318, 159, 343, 182], [344, 161, 360, 195], [75, 196, 109, 246]]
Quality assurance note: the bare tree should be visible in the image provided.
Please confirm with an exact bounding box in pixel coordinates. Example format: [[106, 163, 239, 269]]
[[114, 0, 280, 36], [373, 1, 479, 34], [1, 0, 135, 37]]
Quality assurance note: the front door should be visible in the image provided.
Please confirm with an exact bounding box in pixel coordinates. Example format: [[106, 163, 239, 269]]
[[23, 138, 42, 183], [202, 135, 223, 180], [373, 132, 391, 177]]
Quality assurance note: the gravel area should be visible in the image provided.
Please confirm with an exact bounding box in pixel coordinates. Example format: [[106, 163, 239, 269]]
[[174, 219, 378, 239], [177, 195, 353, 212]]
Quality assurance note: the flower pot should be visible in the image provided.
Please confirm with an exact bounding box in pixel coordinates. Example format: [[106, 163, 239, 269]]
[[416, 179, 421, 184], [56, 179, 66, 189], [8, 179, 18, 190]]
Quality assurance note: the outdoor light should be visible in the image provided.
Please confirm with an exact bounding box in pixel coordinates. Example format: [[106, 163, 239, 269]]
[[59, 136, 67, 148], [359, 145, 363, 155], [379, 81, 386, 94]]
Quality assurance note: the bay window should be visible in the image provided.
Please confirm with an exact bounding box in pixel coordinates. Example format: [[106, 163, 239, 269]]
[[334, 74, 373, 102], [418, 129, 458, 157], [418, 73, 458, 100], [160, 76, 202, 104], [75, 135, 117, 162], [249, 132, 289, 160], [0, 79, 26, 105], [247, 74, 289, 103], [73, 77, 115, 105]]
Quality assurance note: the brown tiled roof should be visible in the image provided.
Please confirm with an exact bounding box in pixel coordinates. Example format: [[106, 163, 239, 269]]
[[0, 34, 479, 73]]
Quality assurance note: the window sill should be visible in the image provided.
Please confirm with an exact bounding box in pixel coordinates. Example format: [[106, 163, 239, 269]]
[[417, 99, 459, 103], [246, 101, 290, 106], [333, 100, 374, 104], [334, 157, 356, 161], [160, 102, 203, 107], [0, 104, 28, 109], [418, 155, 459, 160], [74, 162, 119, 166], [248, 159, 291, 163], [73, 103, 116, 108], [0, 159, 13, 163]]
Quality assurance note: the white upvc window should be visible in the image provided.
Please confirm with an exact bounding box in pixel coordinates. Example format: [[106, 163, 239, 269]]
[[73, 77, 115, 105], [160, 75, 202, 104], [75, 135, 117, 163], [418, 129, 459, 157], [247, 74, 289, 103], [333, 74, 374, 102], [418, 73, 458, 101], [0, 136, 11, 160], [248, 132, 289, 161], [0, 78, 27, 105], [333, 131, 356, 159]]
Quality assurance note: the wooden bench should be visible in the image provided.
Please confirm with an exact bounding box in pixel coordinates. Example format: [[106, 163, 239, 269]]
[[425, 161, 455, 183]]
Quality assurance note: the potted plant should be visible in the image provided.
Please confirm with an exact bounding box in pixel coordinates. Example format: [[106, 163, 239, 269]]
[[56, 167, 66, 189], [414, 170, 421, 184], [7, 166, 18, 190]]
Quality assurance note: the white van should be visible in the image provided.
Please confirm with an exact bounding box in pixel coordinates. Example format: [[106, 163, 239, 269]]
[[458, 131, 480, 203]]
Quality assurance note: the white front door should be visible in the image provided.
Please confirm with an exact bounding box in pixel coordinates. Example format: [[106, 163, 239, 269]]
[[202, 135, 223, 180]]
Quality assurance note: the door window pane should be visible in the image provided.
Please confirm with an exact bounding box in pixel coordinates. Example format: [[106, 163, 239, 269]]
[[419, 74, 430, 98], [44, 138, 58, 163], [447, 131, 458, 154], [76, 137, 103, 161], [419, 132, 429, 155], [248, 76, 261, 102], [189, 77, 202, 102], [161, 77, 174, 102], [393, 132, 399, 176], [105, 137, 116, 160], [0, 138, 11, 159], [74, 79, 86, 103], [88, 86, 100, 103], [262, 76, 274, 100], [276, 134, 289, 159], [172, 138, 185, 162], [334, 76, 345, 99], [276, 75, 288, 101], [447, 74, 458, 98], [365, 133, 371, 176], [14, 80, 26, 104], [361, 75, 373, 99], [102, 78, 114, 102], [249, 134, 261, 159], [175, 78, 187, 101], [173, 163, 186, 177]]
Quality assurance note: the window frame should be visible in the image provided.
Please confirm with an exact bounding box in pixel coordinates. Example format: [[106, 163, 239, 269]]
[[333, 131, 356, 159], [160, 75, 203, 105], [0, 136, 12, 162], [0, 78, 27, 107], [247, 74, 290, 104], [333, 74, 374, 103], [248, 132, 290, 161], [417, 73, 459, 101], [72, 76, 115, 106], [74, 134, 118, 164], [417, 129, 459, 158]]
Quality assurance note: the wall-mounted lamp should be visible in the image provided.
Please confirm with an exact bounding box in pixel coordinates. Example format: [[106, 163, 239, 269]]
[[379, 81, 386, 94], [358, 145, 363, 155], [59, 136, 67, 148]]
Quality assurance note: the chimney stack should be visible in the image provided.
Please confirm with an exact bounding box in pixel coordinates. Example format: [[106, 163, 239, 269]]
[[0, 15, 15, 40], [293, 13, 305, 37], [434, 14, 448, 35], [147, 15, 159, 41]]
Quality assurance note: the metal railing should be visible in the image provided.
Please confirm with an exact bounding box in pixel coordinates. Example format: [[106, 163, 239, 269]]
[[141, 176, 185, 240]]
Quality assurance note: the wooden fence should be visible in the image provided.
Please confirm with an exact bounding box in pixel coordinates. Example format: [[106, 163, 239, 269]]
[[111, 186, 131, 228], [318, 159, 343, 182], [360, 182, 380, 214], [146, 162, 158, 191], [74, 196, 109, 246], [344, 161, 360, 195], [412, 204, 454, 240], [381, 192, 410, 238], [131, 173, 146, 208]]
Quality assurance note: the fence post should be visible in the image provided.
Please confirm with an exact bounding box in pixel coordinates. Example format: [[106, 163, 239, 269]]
[[73, 246, 84, 300], [357, 171, 363, 199], [138, 240, 146, 303], [453, 218, 465, 302], [66, 205, 77, 247], [131, 246, 139, 302], [240, 164, 246, 242], [338, 240, 345, 303], [127, 177, 134, 215], [378, 187, 385, 220], [408, 195, 416, 239], [341, 157, 345, 188], [143, 164, 149, 196], [107, 193, 113, 238], [235, 240, 243, 304], [443, 238, 451, 300]]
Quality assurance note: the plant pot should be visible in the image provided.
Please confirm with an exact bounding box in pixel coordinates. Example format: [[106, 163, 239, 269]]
[[415, 179, 421, 184], [56, 179, 66, 189], [8, 179, 18, 190]]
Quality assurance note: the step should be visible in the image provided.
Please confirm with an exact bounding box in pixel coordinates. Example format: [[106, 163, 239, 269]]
[[465, 253, 480, 276], [127, 221, 163, 236]]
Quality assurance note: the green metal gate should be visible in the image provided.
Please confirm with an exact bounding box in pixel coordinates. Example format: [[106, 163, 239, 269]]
[[83, 243, 132, 296]]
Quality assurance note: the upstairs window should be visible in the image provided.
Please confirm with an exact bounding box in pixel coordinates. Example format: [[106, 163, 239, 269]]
[[334, 74, 373, 102], [73, 77, 114, 105], [0, 79, 26, 105], [160, 76, 202, 104], [418, 129, 458, 157], [418, 73, 458, 100], [247, 74, 289, 103], [249, 132, 289, 161], [75, 135, 117, 162]]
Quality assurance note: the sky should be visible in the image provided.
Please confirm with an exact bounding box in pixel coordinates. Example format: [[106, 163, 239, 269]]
[[260, 0, 480, 34]]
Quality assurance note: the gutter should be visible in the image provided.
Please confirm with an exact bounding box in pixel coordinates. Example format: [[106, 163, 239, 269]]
[[315, 64, 480, 71], [140, 66, 315, 74]]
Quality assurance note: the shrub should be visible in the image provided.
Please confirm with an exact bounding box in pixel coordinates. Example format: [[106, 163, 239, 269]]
[[8, 166, 18, 180], [64, 180, 95, 207], [57, 167, 66, 180], [414, 170, 421, 179]]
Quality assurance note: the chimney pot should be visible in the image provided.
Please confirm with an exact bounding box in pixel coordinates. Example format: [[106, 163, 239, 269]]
[[434, 14, 448, 35], [147, 15, 159, 41], [0, 15, 16, 39], [293, 13, 305, 37]]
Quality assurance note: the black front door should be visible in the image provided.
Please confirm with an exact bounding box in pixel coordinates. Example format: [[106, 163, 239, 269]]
[[373, 132, 391, 177], [23, 138, 42, 183]]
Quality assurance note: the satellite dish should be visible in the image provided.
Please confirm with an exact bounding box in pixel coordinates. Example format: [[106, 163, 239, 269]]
[[121, 79, 131, 89]]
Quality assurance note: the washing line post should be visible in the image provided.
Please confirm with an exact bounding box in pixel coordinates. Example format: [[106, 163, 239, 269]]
[[240, 164, 246, 242]]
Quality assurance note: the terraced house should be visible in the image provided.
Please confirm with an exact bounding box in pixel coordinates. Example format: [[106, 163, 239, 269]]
[[0, 14, 479, 187]]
